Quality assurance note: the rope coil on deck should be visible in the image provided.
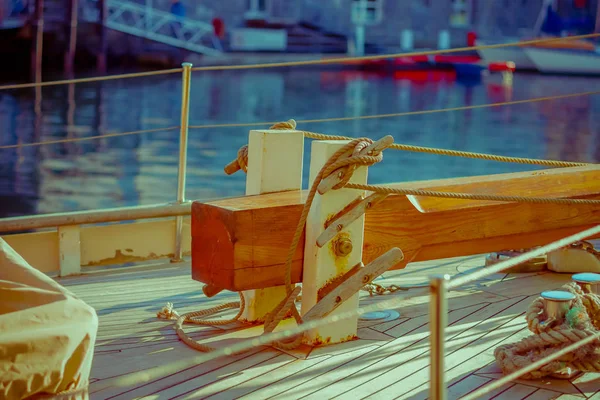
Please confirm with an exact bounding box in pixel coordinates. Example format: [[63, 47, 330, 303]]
[[495, 282, 600, 380]]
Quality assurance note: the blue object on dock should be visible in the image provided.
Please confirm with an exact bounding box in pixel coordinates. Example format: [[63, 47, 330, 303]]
[[453, 63, 484, 80], [572, 273, 600, 284], [540, 290, 576, 301]]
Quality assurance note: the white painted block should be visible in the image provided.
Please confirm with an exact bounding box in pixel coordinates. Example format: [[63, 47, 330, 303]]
[[301, 140, 367, 345], [58, 225, 81, 276], [241, 128, 304, 323]]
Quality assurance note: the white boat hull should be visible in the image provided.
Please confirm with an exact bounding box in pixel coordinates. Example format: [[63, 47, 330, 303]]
[[476, 40, 538, 70], [524, 46, 600, 75]]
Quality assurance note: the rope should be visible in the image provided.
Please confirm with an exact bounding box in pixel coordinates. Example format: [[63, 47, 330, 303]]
[[494, 282, 600, 380], [463, 331, 600, 400], [5, 89, 600, 153], [305, 132, 588, 168], [362, 282, 408, 296], [1, 33, 598, 93], [188, 33, 600, 71], [116, 222, 600, 388], [159, 130, 388, 352], [156, 293, 246, 353], [0, 127, 179, 150], [343, 183, 600, 205], [186, 88, 600, 131], [224, 119, 588, 177], [0, 68, 183, 91], [259, 136, 386, 349], [527, 282, 600, 334], [157, 119, 600, 359]]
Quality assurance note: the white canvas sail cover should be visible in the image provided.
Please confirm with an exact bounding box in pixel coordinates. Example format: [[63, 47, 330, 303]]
[[0, 238, 98, 399]]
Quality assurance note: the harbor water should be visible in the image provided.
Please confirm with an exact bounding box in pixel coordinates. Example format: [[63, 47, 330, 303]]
[[1, 67, 600, 218]]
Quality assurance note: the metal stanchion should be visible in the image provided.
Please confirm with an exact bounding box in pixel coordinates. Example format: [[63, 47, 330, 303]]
[[429, 274, 450, 400], [172, 62, 192, 263]]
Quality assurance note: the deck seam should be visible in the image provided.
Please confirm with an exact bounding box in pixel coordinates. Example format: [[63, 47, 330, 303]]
[[280, 301, 496, 399], [341, 296, 531, 399]]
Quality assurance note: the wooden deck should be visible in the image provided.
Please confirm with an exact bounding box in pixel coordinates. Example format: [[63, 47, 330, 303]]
[[57, 255, 600, 400]]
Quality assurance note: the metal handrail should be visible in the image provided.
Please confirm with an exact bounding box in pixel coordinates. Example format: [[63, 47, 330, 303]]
[[0, 202, 191, 233]]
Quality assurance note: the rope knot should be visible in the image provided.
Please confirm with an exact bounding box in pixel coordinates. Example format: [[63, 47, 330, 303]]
[[224, 119, 297, 175], [322, 137, 385, 191], [157, 302, 180, 320]]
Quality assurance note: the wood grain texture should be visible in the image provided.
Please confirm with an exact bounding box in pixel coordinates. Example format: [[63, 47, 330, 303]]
[[192, 166, 600, 291]]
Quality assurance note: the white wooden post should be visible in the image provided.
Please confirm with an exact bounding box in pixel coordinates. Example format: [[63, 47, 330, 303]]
[[301, 140, 367, 345], [58, 225, 81, 276], [240, 128, 305, 323]]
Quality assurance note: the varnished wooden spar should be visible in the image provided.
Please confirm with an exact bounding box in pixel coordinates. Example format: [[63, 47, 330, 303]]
[[191, 165, 600, 291]]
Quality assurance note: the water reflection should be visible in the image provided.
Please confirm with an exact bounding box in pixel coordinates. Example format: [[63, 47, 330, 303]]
[[1, 69, 600, 218]]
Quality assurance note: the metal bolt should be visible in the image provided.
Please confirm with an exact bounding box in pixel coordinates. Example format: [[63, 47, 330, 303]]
[[336, 224, 344, 232], [362, 274, 371, 284], [335, 237, 353, 257]]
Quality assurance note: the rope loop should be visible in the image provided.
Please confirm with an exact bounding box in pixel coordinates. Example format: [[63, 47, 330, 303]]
[[226, 119, 297, 175], [236, 145, 249, 173]]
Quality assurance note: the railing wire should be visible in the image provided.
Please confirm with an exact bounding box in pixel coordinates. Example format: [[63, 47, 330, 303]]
[[4, 90, 600, 152], [1, 32, 599, 91]]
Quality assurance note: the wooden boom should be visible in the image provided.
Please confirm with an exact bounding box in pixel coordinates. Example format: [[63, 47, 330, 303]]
[[191, 165, 600, 292]]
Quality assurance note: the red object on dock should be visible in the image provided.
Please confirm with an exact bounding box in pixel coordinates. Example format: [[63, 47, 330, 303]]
[[467, 31, 477, 47], [488, 61, 516, 72], [212, 18, 225, 39], [433, 55, 480, 64]]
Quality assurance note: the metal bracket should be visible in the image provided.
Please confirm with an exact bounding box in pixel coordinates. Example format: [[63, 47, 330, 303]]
[[302, 247, 405, 322], [317, 192, 388, 247]]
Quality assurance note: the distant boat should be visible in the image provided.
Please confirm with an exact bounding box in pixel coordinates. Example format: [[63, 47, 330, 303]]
[[476, 37, 538, 71], [523, 39, 600, 75], [476, 0, 600, 74]]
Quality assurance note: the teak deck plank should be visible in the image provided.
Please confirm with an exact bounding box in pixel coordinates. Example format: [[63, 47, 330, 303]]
[[291, 301, 507, 399], [56, 255, 592, 400], [326, 297, 531, 399], [527, 389, 574, 400], [191, 166, 600, 291]]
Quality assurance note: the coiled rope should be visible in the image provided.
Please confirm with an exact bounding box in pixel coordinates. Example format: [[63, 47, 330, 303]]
[[495, 282, 600, 379]]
